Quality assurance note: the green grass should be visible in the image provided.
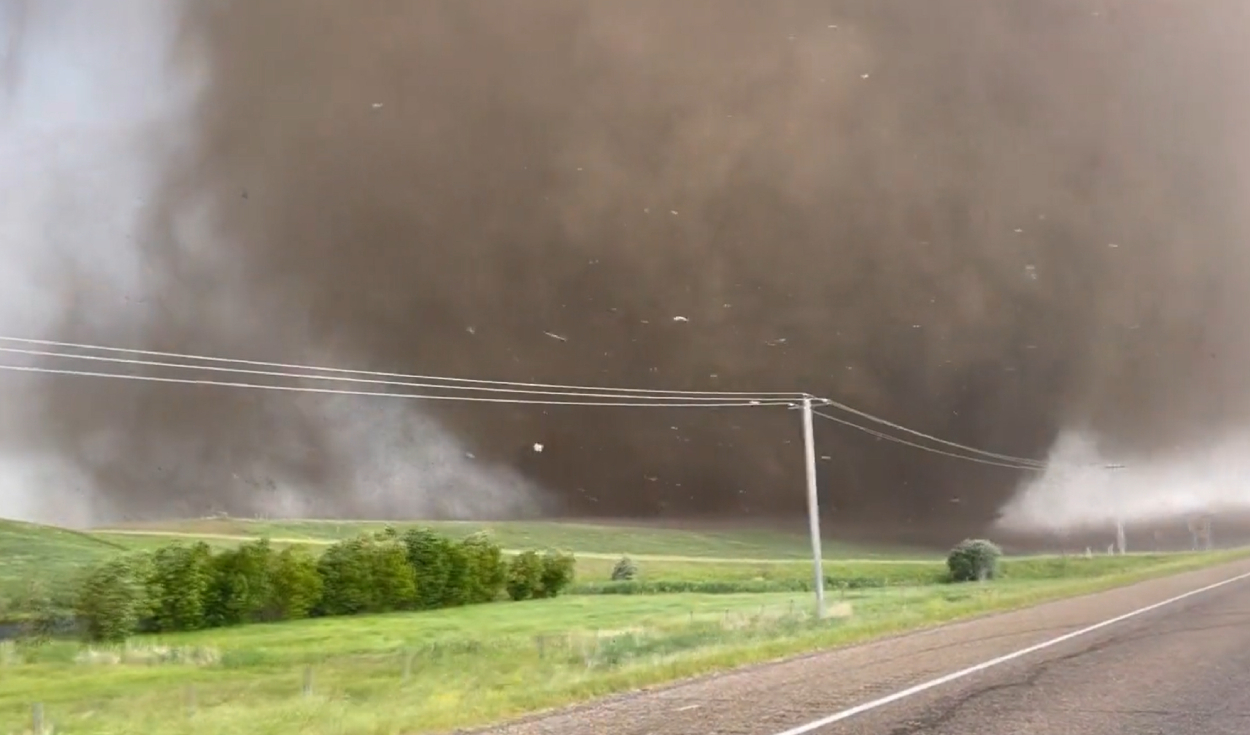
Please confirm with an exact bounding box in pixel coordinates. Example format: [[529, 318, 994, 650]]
[[0, 520, 127, 605], [1, 548, 1245, 735], [96, 518, 925, 560]]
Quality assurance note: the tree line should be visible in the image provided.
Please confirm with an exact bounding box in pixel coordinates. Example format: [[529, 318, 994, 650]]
[[74, 527, 576, 642]]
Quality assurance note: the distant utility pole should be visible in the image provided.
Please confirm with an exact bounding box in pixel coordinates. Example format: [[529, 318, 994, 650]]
[[800, 396, 826, 619], [1107, 464, 1127, 555]]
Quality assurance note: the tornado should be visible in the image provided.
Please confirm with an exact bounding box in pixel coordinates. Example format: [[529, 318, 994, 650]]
[[3, 1, 1250, 544]]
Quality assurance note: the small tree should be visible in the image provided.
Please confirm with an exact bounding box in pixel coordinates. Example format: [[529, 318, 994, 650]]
[[316, 536, 376, 616], [148, 542, 215, 632], [316, 535, 418, 615], [947, 539, 1003, 582], [538, 550, 576, 598], [460, 532, 507, 604], [505, 551, 545, 601], [441, 542, 470, 607], [266, 546, 323, 621], [402, 528, 455, 609], [75, 556, 151, 643], [206, 538, 275, 627], [610, 556, 639, 581], [371, 540, 418, 611]]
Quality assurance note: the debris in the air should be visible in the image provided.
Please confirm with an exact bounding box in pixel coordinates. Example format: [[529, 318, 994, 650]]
[[1014, 228, 1024, 233], [466, 326, 476, 335], [465, 452, 476, 459], [820, 455, 832, 461], [1108, 243, 1119, 248], [670, 210, 679, 215], [828, 24, 838, 29], [532, 443, 544, 453], [765, 338, 787, 346], [860, 73, 870, 79], [543, 331, 568, 342], [912, 324, 922, 328], [372, 103, 384, 109], [1025, 264, 1037, 280], [672, 316, 688, 322]]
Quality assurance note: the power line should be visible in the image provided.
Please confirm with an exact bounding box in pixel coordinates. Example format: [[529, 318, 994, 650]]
[[0, 362, 800, 408], [818, 398, 1048, 468], [0, 345, 794, 403], [811, 409, 1047, 471], [0, 335, 803, 399]]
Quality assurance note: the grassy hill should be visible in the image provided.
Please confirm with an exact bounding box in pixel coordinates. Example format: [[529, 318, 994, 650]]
[[94, 517, 930, 561], [0, 519, 128, 603]]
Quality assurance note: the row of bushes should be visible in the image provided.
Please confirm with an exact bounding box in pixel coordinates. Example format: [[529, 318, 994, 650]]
[[74, 528, 576, 642]]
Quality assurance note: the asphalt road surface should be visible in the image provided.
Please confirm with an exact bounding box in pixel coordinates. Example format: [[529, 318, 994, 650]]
[[477, 558, 1250, 735]]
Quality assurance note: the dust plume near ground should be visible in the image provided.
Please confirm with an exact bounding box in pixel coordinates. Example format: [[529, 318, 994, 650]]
[[4, 1, 1250, 541]]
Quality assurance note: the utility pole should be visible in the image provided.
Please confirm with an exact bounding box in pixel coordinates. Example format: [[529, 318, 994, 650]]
[[800, 396, 826, 619], [1107, 464, 1127, 554]]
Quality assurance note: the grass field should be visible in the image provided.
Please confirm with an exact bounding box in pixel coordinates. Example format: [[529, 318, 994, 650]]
[[2, 549, 1246, 735], [1, 513, 1246, 734], [96, 517, 930, 560], [0, 520, 129, 607]]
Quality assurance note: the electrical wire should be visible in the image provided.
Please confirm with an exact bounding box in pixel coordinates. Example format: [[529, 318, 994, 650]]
[[811, 409, 1047, 471], [0, 345, 797, 403], [0, 335, 804, 399], [818, 398, 1049, 468], [0, 362, 800, 408]]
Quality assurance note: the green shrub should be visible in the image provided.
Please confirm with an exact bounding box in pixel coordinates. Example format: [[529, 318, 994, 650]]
[[371, 540, 418, 611], [75, 556, 152, 643], [316, 535, 417, 616], [538, 550, 576, 598], [148, 542, 215, 632], [947, 539, 1003, 582], [460, 532, 506, 604], [206, 539, 274, 627], [441, 542, 470, 607], [610, 556, 639, 581], [506, 550, 545, 601], [266, 547, 323, 621], [402, 528, 455, 609], [316, 537, 377, 616]]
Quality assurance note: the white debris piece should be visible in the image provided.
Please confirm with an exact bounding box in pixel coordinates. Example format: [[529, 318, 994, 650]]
[[372, 103, 384, 109], [532, 443, 544, 453], [860, 73, 870, 79], [672, 316, 689, 322], [1108, 243, 1119, 248], [543, 331, 568, 342], [670, 210, 679, 215], [466, 326, 476, 335]]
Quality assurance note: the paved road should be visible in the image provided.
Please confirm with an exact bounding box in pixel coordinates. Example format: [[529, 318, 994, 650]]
[[477, 558, 1250, 735]]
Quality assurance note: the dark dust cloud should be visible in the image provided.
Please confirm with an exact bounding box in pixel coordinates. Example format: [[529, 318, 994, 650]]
[[18, 1, 1250, 540]]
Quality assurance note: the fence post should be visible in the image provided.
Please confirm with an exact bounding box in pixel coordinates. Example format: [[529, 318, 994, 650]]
[[302, 665, 314, 697], [32, 702, 44, 735]]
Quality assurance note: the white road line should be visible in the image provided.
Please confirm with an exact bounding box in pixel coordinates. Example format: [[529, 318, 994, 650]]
[[771, 568, 1250, 735]]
